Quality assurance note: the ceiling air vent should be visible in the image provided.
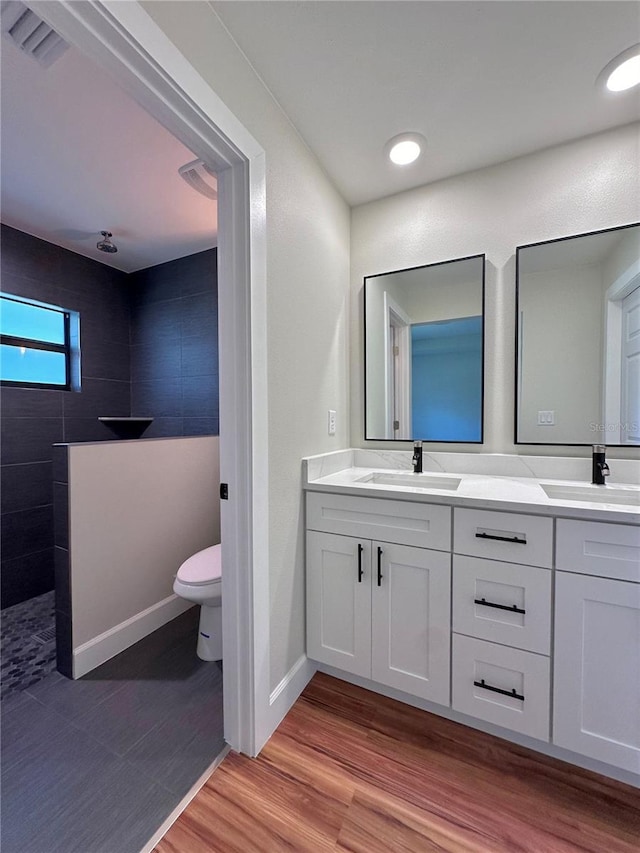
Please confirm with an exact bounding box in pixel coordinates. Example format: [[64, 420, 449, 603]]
[[178, 159, 218, 201], [1, 1, 69, 68]]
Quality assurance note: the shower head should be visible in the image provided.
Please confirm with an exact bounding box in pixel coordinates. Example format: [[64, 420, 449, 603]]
[[97, 231, 118, 254]]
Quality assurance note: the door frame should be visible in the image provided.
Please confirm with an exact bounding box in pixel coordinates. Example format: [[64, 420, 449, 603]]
[[603, 262, 640, 445], [29, 0, 268, 756], [383, 293, 412, 439], [620, 284, 640, 444]]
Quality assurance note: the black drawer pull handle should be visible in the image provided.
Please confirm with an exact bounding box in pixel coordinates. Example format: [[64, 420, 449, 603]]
[[357, 544, 364, 583], [474, 597, 526, 615], [377, 546, 383, 587], [474, 679, 525, 701], [475, 532, 527, 545]]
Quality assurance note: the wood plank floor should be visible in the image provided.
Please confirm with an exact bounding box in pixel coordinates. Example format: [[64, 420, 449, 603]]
[[155, 673, 640, 852]]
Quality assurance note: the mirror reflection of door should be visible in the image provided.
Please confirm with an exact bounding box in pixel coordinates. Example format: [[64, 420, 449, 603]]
[[603, 254, 639, 445], [385, 295, 411, 439], [621, 286, 640, 444], [411, 316, 482, 441]]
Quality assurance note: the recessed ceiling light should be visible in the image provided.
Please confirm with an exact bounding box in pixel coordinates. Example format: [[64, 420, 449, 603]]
[[385, 132, 426, 166], [598, 44, 640, 92], [607, 55, 640, 91]]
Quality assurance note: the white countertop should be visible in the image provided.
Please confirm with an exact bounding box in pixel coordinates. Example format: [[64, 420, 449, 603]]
[[303, 451, 640, 523]]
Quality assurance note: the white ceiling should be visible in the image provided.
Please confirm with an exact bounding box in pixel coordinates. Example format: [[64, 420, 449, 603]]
[[1, 1, 638, 272], [213, 0, 640, 205], [0, 34, 218, 273]]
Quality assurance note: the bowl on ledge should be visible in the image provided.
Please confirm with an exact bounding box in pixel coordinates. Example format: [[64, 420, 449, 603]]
[[98, 417, 154, 439]]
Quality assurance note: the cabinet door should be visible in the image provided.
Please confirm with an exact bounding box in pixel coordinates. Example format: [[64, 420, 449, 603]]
[[371, 542, 451, 705], [306, 531, 371, 677], [554, 572, 640, 774]]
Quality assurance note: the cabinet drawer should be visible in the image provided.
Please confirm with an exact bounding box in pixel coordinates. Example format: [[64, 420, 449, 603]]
[[452, 556, 551, 654], [556, 519, 640, 583], [454, 508, 553, 568], [306, 492, 451, 551], [452, 634, 550, 741]]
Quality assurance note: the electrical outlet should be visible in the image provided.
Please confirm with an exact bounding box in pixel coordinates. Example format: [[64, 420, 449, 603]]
[[328, 409, 336, 435], [537, 410, 555, 425]]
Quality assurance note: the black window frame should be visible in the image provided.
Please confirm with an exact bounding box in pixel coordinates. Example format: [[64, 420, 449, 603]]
[[0, 294, 72, 391]]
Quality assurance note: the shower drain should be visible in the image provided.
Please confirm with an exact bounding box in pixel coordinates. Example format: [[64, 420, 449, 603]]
[[32, 626, 56, 645]]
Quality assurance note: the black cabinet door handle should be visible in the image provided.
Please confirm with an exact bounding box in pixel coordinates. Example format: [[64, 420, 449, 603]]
[[474, 679, 524, 701], [474, 597, 526, 615], [357, 544, 364, 583], [475, 532, 526, 545], [377, 546, 383, 586]]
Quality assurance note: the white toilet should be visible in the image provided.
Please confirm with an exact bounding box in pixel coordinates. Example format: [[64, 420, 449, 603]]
[[173, 544, 222, 662]]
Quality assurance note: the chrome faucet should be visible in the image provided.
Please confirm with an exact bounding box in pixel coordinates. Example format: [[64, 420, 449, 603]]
[[412, 440, 423, 474], [592, 444, 610, 485]]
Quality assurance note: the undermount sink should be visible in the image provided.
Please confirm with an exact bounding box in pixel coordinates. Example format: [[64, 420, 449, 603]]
[[357, 472, 461, 491], [541, 483, 640, 506]]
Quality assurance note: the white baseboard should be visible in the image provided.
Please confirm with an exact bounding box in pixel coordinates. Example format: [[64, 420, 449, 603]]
[[255, 654, 316, 753], [72, 594, 193, 678]]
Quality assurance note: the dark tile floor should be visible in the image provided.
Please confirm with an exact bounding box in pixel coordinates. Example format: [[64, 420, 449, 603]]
[[1, 608, 225, 853], [1, 590, 57, 698]]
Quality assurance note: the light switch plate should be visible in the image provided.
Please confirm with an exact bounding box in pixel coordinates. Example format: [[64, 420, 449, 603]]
[[537, 410, 555, 425], [328, 409, 336, 435]]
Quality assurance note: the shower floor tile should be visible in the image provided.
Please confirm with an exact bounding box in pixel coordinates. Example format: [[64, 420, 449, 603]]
[[1, 590, 56, 698]]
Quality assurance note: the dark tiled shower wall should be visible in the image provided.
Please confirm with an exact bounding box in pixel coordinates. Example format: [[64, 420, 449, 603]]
[[1, 226, 131, 610], [129, 249, 219, 437]]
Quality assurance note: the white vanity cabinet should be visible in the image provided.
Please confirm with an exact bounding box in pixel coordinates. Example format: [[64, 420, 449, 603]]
[[451, 507, 553, 740], [306, 494, 451, 705], [553, 519, 640, 774], [304, 475, 640, 784]]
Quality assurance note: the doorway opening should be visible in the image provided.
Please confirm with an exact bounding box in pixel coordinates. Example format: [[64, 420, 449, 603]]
[[22, 0, 269, 757]]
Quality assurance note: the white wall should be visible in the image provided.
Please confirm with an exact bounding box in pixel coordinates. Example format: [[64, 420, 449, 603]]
[[603, 227, 640, 291], [351, 123, 640, 457], [381, 260, 482, 321], [602, 227, 640, 442], [518, 263, 603, 443], [69, 437, 219, 672], [141, 2, 351, 692]]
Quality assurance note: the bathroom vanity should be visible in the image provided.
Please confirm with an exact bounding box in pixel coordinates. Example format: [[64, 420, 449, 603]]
[[303, 450, 640, 785]]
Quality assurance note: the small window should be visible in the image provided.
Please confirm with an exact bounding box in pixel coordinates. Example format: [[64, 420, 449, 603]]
[[1, 294, 75, 389]]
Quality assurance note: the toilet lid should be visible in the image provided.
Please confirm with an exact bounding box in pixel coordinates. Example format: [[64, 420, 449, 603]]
[[176, 544, 222, 585]]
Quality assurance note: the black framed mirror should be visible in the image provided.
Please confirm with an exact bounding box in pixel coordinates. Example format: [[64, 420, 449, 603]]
[[364, 254, 485, 442], [515, 223, 640, 446]]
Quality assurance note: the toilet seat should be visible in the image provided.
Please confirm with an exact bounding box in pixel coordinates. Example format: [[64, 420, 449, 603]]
[[176, 544, 221, 586], [173, 544, 223, 661]]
